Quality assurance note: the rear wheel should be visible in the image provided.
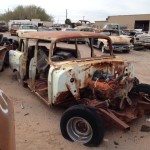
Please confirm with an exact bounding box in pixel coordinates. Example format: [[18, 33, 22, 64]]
[[60, 104, 105, 147], [133, 84, 150, 94]]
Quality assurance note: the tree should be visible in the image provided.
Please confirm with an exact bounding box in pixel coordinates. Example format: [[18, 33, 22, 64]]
[[0, 5, 53, 22], [65, 18, 71, 24]]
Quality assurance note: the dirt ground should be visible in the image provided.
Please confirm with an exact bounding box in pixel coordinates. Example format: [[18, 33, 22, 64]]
[[0, 32, 150, 150]]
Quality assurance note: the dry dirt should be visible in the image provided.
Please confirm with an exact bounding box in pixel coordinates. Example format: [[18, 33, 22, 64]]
[[0, 33, 150, 150]]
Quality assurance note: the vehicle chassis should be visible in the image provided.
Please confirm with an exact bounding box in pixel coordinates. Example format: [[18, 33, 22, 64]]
[[9, 31, 150, 146]]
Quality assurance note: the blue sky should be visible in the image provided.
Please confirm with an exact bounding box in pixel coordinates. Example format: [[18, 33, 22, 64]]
[[0, 0, 149, 23]]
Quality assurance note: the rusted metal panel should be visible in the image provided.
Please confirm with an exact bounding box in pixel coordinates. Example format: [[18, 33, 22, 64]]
[[0, 46, 8, 70], [0, 89, 15, 150], [110, 36, 131, 44], [0, 44, 16, 71], [52, 59, 134, 105], [20, 31, 112, 43]]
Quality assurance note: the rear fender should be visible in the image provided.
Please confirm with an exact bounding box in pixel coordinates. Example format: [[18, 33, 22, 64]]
[[9, 50, 23, 72]]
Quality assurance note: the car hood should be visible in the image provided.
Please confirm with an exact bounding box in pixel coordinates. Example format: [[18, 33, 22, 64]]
[[109, 36, 131, 44]]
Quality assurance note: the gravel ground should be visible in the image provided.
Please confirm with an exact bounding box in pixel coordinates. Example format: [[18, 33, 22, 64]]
[[0, 32, 150, 150]]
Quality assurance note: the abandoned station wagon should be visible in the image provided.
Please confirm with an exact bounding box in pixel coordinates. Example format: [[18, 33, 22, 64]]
[[9, 31, 150, 147]]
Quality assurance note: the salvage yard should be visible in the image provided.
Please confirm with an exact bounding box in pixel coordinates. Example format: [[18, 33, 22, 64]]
[[0, 32, 150, 150]]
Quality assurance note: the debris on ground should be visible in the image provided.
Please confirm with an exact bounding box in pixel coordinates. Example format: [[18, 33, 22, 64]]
[[103, 139, 109, 142], [114, 141, 119, 145], [24, 113, 29, 116], [140, 125, 150, 132], [21, 103, 24, 109]]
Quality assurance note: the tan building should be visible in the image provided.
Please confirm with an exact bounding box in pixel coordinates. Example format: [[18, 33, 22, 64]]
[[95, 14, 150, 31]]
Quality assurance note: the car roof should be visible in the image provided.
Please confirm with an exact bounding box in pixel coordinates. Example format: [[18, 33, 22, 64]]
[[20, 31, 110, 41]]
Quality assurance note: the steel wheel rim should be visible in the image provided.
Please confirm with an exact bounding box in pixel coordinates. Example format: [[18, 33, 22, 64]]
[[66, 117, 93, 143]]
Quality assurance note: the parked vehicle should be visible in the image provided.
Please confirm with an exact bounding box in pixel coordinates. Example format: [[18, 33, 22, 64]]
[[38, 27, 56, 32], [9, 31, 150, 147], [16, 24, 37, 37], [134, 32, 150, 50], [0, 21, 8, 32], [10, 24, 21, 36], [62, 28, 78, 31], [87, 29, 133, 53], [62, 28, 85, 43], [0, 34, 19, 71], [75, 26, 94, 32], [0, 89, 15, 150]]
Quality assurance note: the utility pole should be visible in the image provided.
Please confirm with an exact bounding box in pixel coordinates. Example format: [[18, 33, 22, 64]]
[[66, 9, 68, 20]]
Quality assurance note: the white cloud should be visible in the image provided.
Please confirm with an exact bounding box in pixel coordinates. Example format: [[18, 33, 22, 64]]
[[0, 0, 150, 23]]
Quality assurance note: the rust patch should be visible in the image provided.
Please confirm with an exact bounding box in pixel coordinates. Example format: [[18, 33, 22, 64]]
[[54, 91, 76, 106], [0, 90, 16, 150]]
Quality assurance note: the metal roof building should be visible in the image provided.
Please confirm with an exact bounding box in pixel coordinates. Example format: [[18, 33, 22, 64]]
[[95, 14, 150, 31]]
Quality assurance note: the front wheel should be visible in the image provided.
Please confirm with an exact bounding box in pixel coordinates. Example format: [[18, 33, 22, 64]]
[[60, 105, 105, 147], [132, 84, 150, 102]]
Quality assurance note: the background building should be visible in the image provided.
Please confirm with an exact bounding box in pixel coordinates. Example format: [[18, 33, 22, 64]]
[[95, 14, 150, 31]]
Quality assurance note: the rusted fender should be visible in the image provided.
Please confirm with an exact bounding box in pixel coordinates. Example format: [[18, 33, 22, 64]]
[[0, 89, 15, 150]]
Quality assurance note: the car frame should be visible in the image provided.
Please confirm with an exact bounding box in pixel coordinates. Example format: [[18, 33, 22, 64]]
[[9, 31, 150, 147]]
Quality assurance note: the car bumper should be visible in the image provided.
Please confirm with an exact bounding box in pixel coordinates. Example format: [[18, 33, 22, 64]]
[[105, 45, 133, 52], [134, 42, 150, 47]]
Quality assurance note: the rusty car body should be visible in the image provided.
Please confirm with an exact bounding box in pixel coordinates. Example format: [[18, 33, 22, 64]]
[[89, 29, 133, 53], [8, 31, 150, 147], [0, 89, 15, 150], [0, 34, 18, 71]]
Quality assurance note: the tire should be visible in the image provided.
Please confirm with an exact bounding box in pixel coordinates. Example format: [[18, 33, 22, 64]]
[[134, 46, 144, 51], [133, 84, 150, 95], [67, 40, 71, 44], [60, 104, 105, 147], [0, 66, 4, 72], [82, 41, 86, 44], [124, 50, 130, 53]]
